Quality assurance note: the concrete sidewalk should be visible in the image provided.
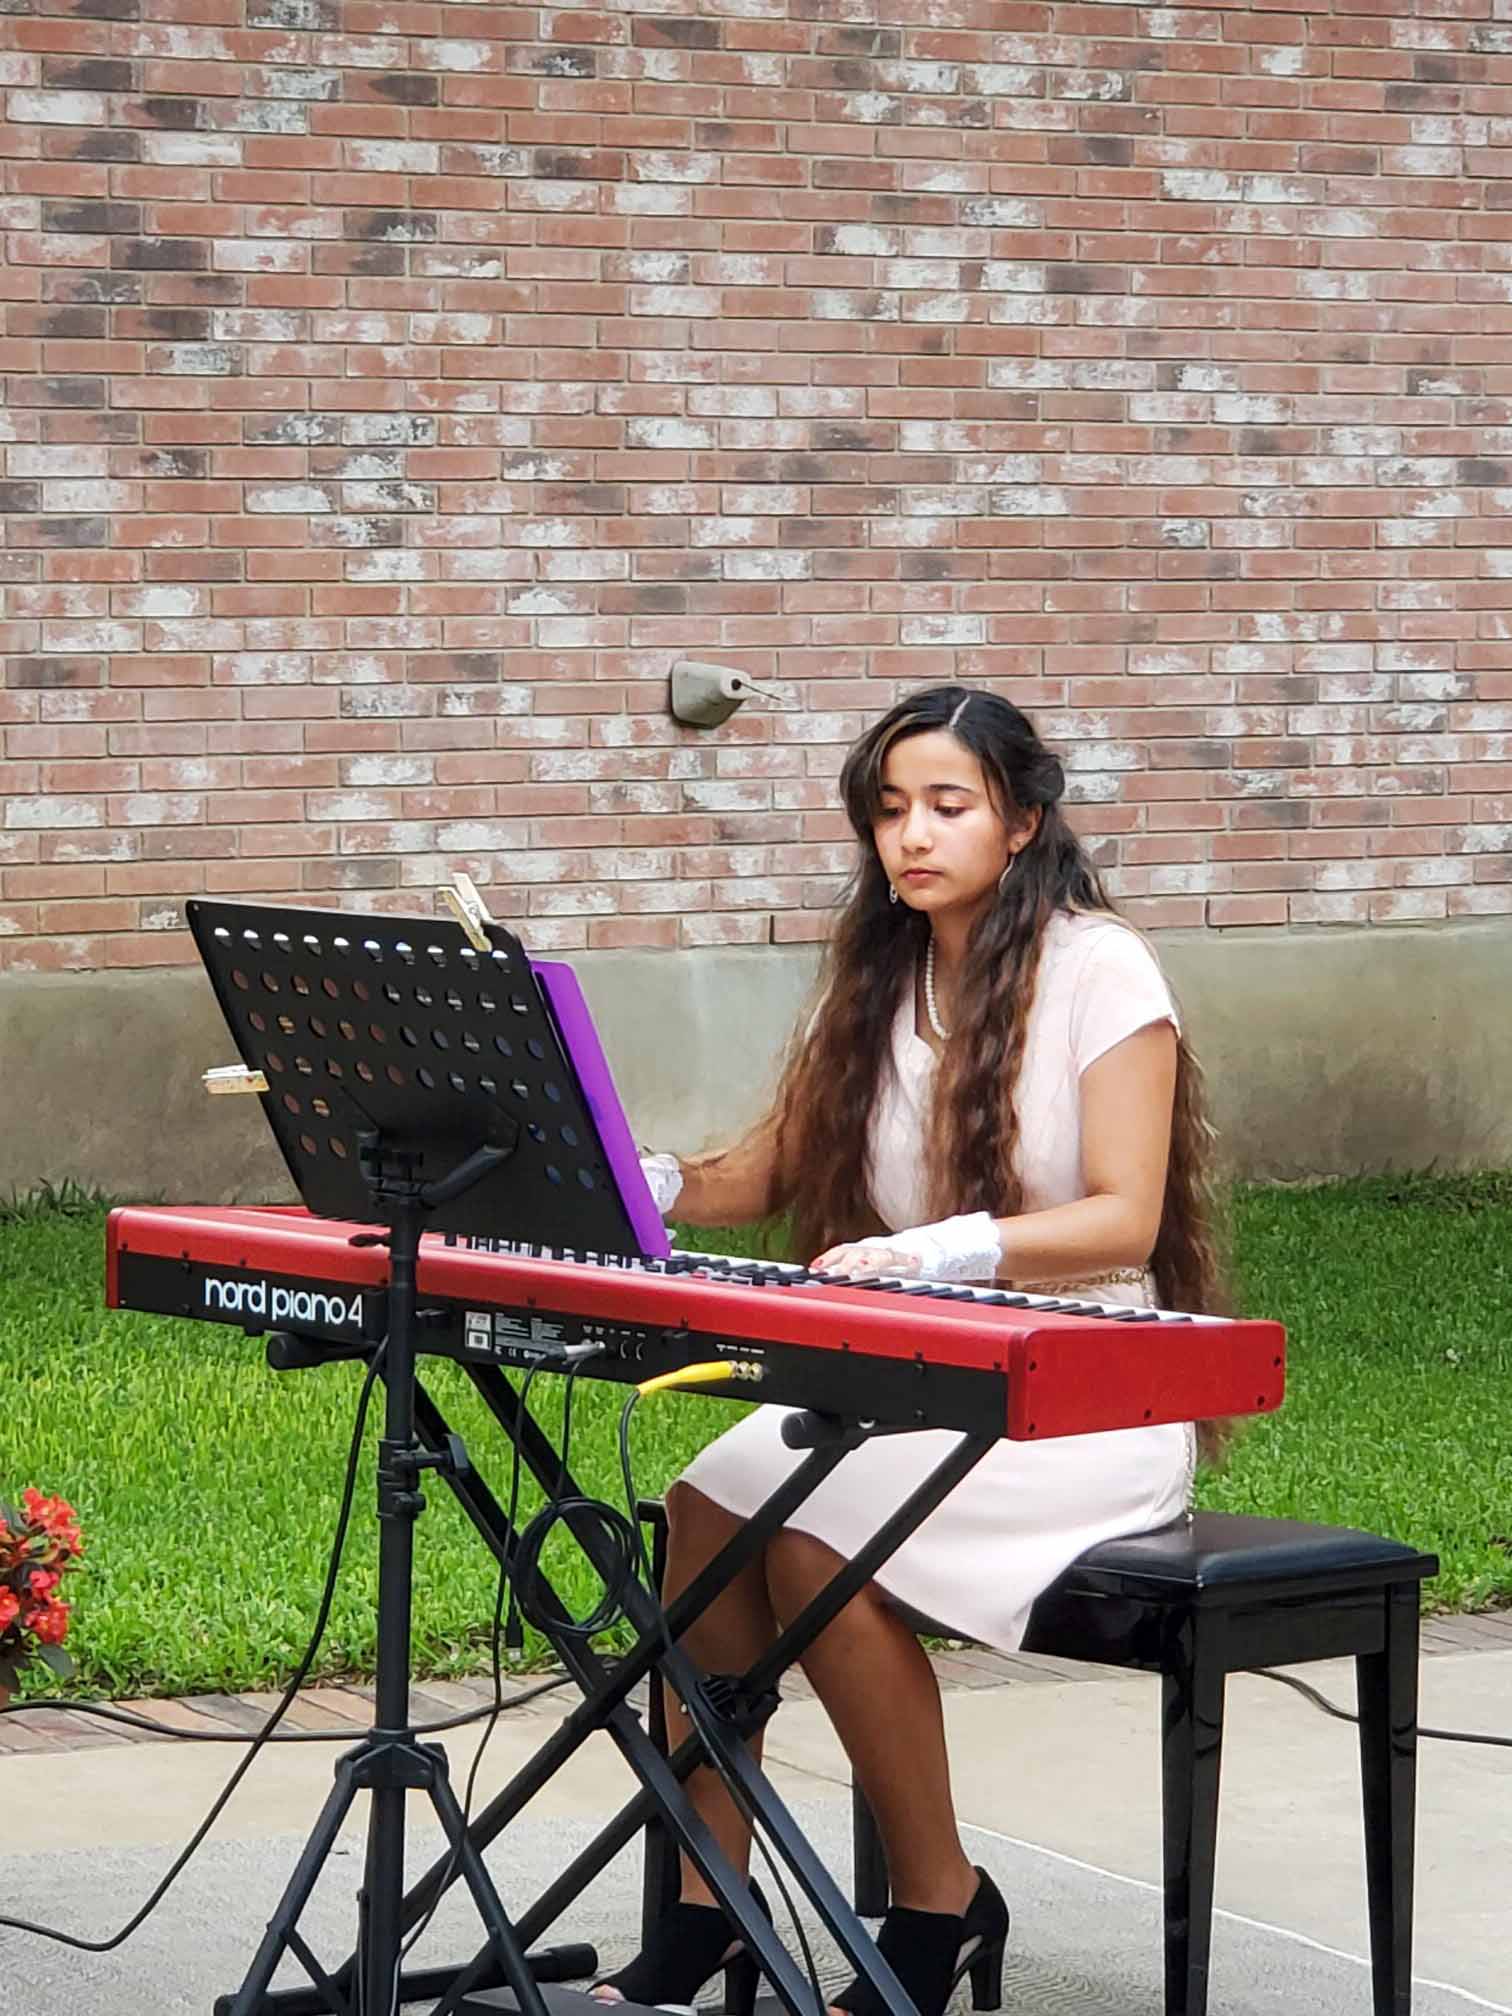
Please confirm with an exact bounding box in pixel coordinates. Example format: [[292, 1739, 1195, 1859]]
[[0, 1627, 1508, 2015]]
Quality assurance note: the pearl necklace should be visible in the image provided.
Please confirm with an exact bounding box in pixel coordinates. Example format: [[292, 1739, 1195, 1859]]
[[923, 937, 950, 1042]]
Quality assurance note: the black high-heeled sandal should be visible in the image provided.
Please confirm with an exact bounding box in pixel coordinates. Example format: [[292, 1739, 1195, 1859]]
[[833, 1867, 1009, 2016], [591, 1885, 770, 2016]]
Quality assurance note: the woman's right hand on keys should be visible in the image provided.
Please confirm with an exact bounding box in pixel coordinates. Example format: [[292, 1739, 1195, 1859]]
[[638, 1150, 684, 1217]]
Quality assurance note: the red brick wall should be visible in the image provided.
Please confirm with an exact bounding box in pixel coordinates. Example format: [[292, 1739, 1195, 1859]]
[[2, 0, 1510, 970]]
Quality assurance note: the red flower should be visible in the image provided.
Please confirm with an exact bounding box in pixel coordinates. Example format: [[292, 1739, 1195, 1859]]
[[1, 1490, 84, 1678], [29, 1598, 70, 1646], [20, 1490, 82, 1555]]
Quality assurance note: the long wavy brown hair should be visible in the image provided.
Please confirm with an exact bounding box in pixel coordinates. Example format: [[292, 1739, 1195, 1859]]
[[733, 686, 1233, 1445]]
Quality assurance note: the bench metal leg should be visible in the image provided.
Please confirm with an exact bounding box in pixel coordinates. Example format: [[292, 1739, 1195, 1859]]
[[1358, 1582, 1420, 2016], [1161, 1612, 1226, 2016]]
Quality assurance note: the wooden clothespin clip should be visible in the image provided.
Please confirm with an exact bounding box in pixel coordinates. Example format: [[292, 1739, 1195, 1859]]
[[203, 1064, 269, 1096], [443, 872, 494, 953]]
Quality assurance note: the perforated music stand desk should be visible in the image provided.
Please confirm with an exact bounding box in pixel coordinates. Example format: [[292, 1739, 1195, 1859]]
[[190, 898, 667, 1258]]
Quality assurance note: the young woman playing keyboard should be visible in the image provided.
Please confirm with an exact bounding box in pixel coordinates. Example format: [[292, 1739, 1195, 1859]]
[[600, 683, 1226, 2016]]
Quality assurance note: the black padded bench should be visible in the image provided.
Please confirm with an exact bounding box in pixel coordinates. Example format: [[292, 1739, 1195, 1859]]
[[641, 1505, 1437, 2016]]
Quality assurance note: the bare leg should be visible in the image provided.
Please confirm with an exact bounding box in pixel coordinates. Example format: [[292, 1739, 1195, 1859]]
[[659, 1480, 778, 1906], [764, 1528, 977, 1917], [592, 1481, 777, 2005]]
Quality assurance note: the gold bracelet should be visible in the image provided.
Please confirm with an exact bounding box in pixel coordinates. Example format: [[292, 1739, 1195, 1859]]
[[1015, 1266, 1151, 1297]]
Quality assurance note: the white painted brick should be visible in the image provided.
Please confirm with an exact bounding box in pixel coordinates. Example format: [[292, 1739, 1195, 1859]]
[[688, 387, 776, 418], [633, 152, 718, 184], [247, 485, 334, 514], [961, 66, 1037, 97], [146, 133, 243, 165], [1311, 208, 1377, 238], [9, 91, 106, 125], [508, 588, 583, 616], [722, 486, 803, 516], [625, 417, 715, 450], [612, 186, 690, 215], [689, 517, 760, 547], [4, 798, 103, 830], [723, 552, 811, 580], [991, 487, 1070, 516], [908, 291, 971, 323], [900, 615, 985, 645], [1298, 272, 1372, 302], [517, 521, 586, 548], [426, 39, 491, 69], [1162, 170, 1238, 201], [535, 618, 597, 648], [542, 551, 630, 581], [344, 757, 433, 787], [881, 61, 958, 93], [347, 139, 440, 173], [11, 446, 108, 478], [827, 224, 899, 257], [347, 551, 429, 582], [43, 620, 141, 655], [630, 285, 720, 318], [841, 93, 898, 124], [902, 488, 981, 518], [981, 263, 1047, 293], [626, 251, 687, 283], [813, 291, 899, 321]]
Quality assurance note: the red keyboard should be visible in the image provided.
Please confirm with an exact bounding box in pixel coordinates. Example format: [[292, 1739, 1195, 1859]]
[[106, 1204, 1285, 1441]]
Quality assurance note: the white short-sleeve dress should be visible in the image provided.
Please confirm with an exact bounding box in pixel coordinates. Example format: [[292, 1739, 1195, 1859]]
[[677, 910, 1196, 1653]]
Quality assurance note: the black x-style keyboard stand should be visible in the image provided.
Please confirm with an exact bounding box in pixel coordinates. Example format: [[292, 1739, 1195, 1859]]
[[240, 1344, 997, 2016]]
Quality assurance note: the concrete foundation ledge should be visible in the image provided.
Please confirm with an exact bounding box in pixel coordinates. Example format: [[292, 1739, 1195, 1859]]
[[0, 922, 1506, 1202]]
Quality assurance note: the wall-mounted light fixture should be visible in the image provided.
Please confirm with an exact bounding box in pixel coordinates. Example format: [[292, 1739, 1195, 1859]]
[[669, 659, 785, 730]]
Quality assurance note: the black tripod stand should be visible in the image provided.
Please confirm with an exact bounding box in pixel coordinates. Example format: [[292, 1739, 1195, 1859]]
[[225, 1152, 559, 2016]]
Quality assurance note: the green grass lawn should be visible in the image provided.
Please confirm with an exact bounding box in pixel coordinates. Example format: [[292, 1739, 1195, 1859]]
[[1, 1174, 1508, 1698]]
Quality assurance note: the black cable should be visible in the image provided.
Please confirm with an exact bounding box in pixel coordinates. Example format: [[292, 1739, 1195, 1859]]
[[513, 1496, 640, 1639], [0, 1344, 388, 1953], [617, 1390, 829, 2016], [1256, 1667, 1512, 1748]]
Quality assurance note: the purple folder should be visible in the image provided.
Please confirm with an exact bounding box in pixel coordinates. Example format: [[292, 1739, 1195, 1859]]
[[530, 959, 672, 1261]]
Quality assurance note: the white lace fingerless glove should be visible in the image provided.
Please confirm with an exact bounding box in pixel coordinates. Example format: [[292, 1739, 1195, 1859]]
[[859, 1211, 1002, 1283], [638, 1151, 684, 1218]]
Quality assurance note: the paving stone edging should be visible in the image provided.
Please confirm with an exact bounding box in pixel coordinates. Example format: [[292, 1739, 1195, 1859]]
[[2, 1612, 1508, 1757]]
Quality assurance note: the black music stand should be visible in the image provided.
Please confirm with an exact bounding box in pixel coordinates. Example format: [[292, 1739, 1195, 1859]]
[[189, 898, 643, 2016], [190, 900, 1002, 2016]]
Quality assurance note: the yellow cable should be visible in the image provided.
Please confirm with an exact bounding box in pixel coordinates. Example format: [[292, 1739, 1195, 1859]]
[[636, 1360, 742, 1397]]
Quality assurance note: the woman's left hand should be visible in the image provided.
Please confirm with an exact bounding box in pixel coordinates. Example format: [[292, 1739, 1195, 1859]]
[[811, 1211, 1004, 1284], [811, 1239, 923, 1280]]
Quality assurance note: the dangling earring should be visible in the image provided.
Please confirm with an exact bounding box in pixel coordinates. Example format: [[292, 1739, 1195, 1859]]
[[888, 883, 899, 904], [997, 855, 1016, 897]]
